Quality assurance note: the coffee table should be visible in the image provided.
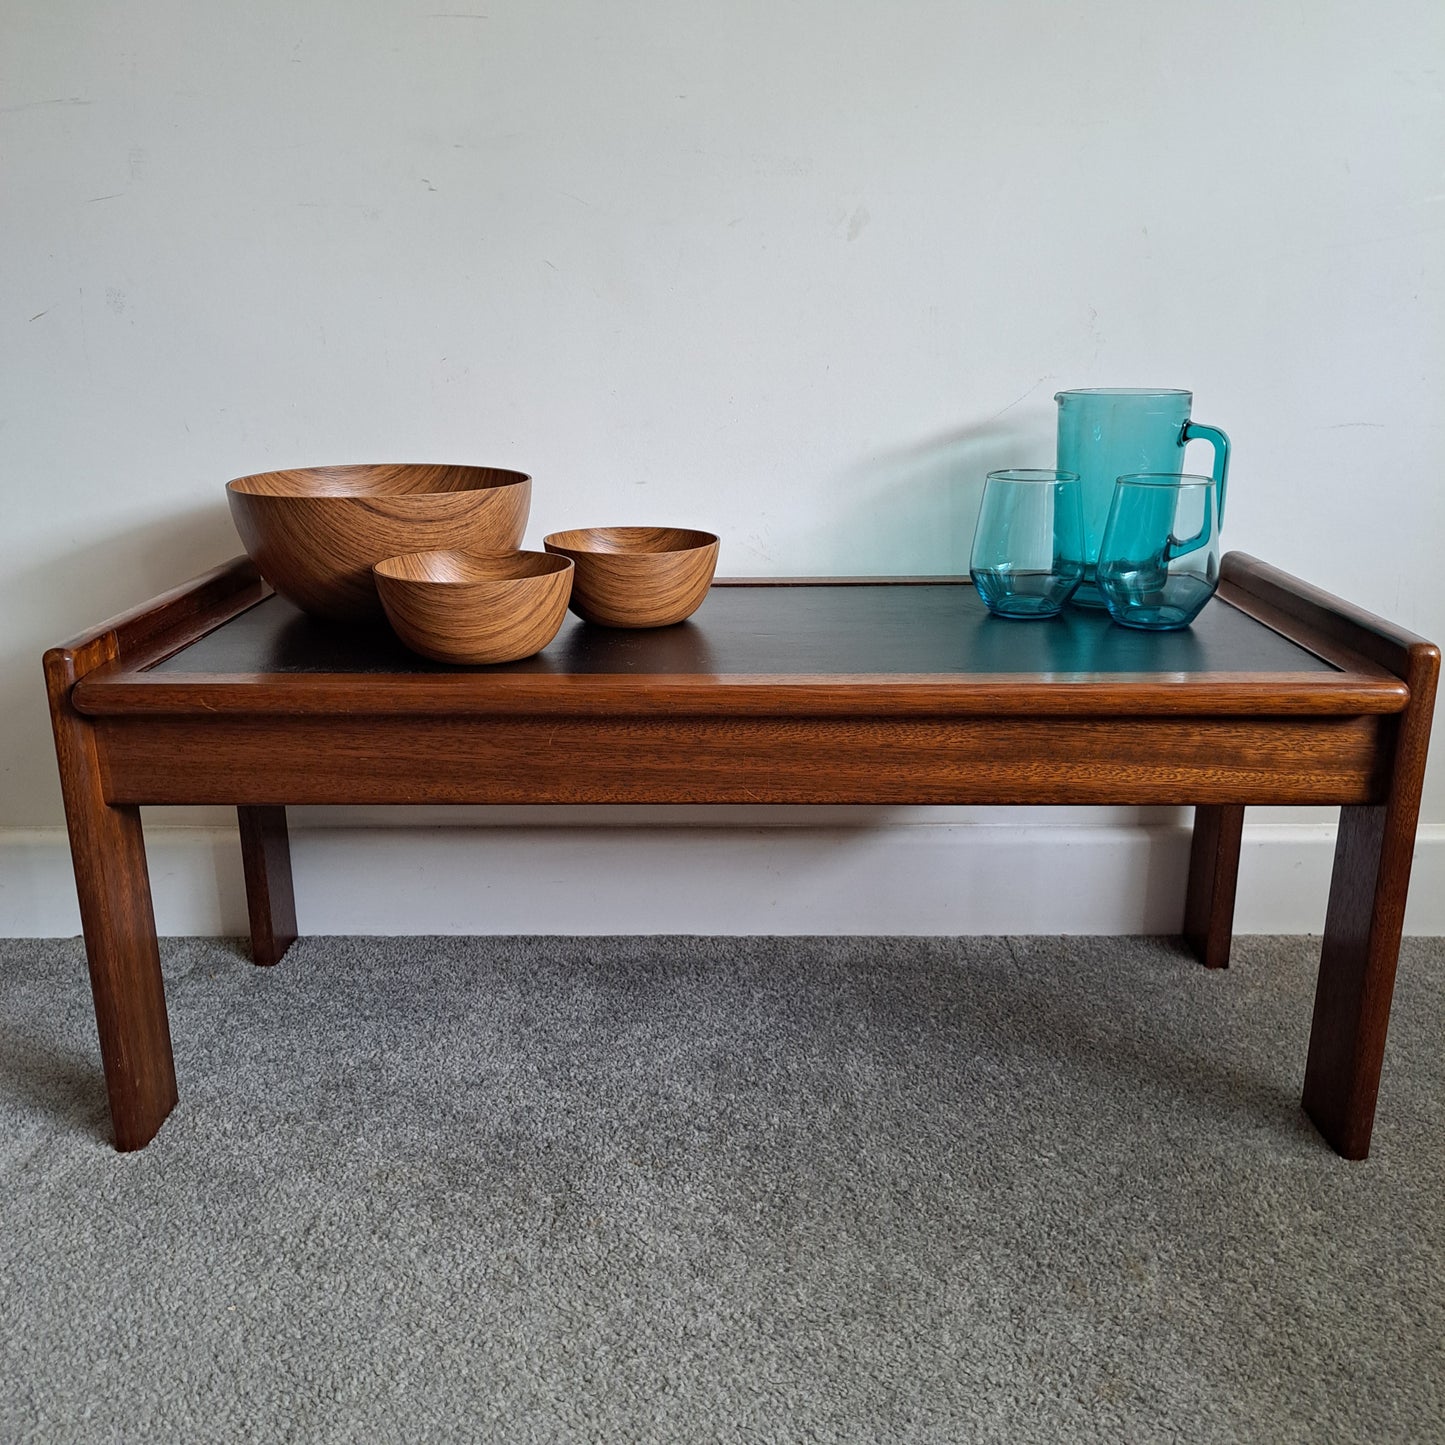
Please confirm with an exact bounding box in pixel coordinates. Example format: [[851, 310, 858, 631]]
[[45, 553, 1437, 1157]]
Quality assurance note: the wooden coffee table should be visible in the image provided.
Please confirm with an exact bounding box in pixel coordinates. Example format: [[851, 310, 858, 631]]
[[45, 554, 1437, 1157]]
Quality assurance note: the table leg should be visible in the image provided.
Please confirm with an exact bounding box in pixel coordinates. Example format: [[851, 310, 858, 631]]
[[46, 652, 176, 1151], [1183, 804, 1244, 970], [1302, 803, 1414, 1159], [1301, 626, 1437, 1161], [238, 806, 297, 967]]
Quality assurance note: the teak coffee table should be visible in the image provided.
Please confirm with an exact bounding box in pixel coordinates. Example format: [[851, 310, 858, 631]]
[[45, 553, 1437, 1158]]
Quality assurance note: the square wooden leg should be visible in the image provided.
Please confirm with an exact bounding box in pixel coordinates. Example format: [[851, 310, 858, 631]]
[[1184, 804, 1244, 970], [1303, 804, 1410, 1159], [47, 649, 176, 1151], [238, 805, 298, 967]]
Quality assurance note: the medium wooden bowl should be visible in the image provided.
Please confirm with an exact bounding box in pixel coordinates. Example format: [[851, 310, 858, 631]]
[[373, 549, 574, 665], [541, 527, 719, 627], [227, 464, 532, 621]]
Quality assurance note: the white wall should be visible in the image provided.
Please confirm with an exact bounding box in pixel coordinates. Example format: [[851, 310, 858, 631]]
[[4, 1, 1443, 934]]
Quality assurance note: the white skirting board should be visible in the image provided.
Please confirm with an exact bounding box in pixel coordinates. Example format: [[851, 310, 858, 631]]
[[4, 812, 1443, 938]]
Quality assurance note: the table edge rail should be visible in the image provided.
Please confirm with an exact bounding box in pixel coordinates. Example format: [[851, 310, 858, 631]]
[[48, 552, 1437, 724], [71, 671, 1409, 719]]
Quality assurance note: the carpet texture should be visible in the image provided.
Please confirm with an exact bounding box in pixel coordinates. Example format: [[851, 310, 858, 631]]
[[2, 934, 1443, 1444]]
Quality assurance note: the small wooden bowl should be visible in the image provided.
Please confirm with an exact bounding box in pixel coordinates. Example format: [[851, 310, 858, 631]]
[[373, 550, 574, 665], [227, 463, 532, 621], [541, 527, 719, 627]]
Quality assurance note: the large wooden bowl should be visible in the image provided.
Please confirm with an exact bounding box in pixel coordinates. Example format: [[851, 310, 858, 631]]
[[373, 549, 574, 665], [227, 464, 532, 621], [541, 527, 719, 627]]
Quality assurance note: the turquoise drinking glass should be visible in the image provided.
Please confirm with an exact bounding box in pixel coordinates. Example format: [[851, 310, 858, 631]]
[[969, 469, 1085, 619], [1055, 388, 1230, 609], [1096, 473, 1221, 630]]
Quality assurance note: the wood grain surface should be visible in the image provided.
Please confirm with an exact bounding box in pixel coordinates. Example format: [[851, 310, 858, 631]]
[[53, 555, 269, 664], [1303, 637, 1439, 1157], [374, 549, 573, 664], [90, 712, 1391, 808], [42, 550, 1440, 1157], [1220, 551, 1442, 1157], [237, 805, 297, 968], [43, 639, 177, 1150], [542, 527, 719, 627], [1183, 803, 1246, 969], [75, 670, 1409, 720], [227, 464, 531, 622]]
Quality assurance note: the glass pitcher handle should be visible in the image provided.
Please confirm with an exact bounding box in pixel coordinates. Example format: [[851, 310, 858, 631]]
[[1182, 421, 1230, 529]]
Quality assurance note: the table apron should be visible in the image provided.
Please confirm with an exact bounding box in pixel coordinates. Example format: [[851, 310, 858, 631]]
[[94, 712, 1394, 807]]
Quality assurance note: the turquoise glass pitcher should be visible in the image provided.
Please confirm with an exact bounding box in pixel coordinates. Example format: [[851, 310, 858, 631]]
[[1055, 388, 1229, 608]]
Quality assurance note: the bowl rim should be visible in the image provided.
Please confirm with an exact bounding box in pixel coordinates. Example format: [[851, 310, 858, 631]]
[[542, 526, 719, 556], [373, 548, 573, 586], [227, 464, 532, 498]]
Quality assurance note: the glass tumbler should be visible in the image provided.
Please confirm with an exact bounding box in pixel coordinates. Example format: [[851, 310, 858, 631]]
[[1096, 473, 1221, 630], [969, 469, 1085, 619]]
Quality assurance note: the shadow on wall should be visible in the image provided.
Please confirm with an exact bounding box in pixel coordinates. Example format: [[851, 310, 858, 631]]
[[773, 404, 1056, 576], [21, 501, 242, 640]]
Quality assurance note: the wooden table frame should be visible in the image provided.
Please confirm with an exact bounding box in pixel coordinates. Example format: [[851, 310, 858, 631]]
[[44, 553, 1437, 1158]]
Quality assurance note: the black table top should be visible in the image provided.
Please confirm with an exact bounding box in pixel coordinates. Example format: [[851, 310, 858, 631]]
[[150, 581, 1336, 679]]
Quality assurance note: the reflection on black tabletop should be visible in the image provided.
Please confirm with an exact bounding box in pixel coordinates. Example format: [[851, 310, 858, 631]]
[[553, 618, 719, 674], [964, 605, 1214, 676], [152, 586, 1332, 678]]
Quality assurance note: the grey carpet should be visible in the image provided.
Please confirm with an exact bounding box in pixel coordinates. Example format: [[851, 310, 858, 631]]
[[1, 934, 1443, 1445]]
